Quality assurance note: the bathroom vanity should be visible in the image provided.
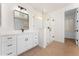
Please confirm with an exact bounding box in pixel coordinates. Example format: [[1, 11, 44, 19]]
[[0, 32, 38, 56]]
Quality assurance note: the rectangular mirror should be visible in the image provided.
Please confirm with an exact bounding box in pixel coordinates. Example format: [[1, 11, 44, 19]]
[[14, 10, 29, 30]]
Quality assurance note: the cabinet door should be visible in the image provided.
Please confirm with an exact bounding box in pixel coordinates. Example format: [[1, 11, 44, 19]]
[[17, 33, 38, 55], [17, 34, 29, 55], [32, 33, 38, 46], [26, 33, 34, 50]]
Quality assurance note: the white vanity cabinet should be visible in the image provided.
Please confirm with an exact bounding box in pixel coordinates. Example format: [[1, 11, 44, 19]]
[[0, 32, 38, 56], [17, 32, 38, 55], [1, 35, 16, 56], [29, 33, 38, 47]]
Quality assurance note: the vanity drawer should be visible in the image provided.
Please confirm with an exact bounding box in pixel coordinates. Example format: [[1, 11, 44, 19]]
[[2, 36, 16, 46], [32, 33, 38, 46], [6, 51, 16, 56], [1, 35, 17, 56], [6, 45, 16, 51], [2, 40, 16, 48], [32, 33, 38, 39], [5, 49, 16, 56], [2, 45, 16, 56], [34, 35, 38, 41], [1, 35, 16, 42], [2, 51, 16, 56], [6, 44, 16, 50]]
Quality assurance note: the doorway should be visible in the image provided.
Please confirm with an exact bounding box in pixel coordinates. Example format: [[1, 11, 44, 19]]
[[65, 8, 77, 47]]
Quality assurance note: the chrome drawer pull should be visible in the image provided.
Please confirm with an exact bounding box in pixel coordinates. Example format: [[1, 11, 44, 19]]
[[7, 37, 12, 39], [8, 44, 12, 47], [8, 52, 12, 55]]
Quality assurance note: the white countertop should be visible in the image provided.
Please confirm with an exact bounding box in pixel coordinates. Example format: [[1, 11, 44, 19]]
[[0, 30, 38, 36]]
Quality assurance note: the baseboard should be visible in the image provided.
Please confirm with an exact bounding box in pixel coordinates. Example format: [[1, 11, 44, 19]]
[[39, 44, 47, 48], [53, 40, 64, 44], [65, 32, 75, 39], [54, 39, 64, 43]]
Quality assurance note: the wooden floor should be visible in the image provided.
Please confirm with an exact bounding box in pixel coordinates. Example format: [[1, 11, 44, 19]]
[[20, 39, 79, 56]]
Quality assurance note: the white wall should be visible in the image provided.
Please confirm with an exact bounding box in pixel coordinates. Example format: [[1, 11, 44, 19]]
[[48, 8, 65, 43]]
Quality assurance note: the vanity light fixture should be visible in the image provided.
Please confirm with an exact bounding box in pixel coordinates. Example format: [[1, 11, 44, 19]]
[[18, 6, 27, 11]]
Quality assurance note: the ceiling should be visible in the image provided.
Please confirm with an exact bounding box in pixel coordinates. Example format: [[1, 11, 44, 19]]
[[28, 3, 71, 13]]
